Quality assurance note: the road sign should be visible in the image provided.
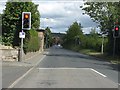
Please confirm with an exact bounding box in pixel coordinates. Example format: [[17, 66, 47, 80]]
[[19, 32, 25, 38]]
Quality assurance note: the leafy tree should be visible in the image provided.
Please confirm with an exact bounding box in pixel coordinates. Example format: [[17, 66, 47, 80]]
[[44, 27, 52, 48], [63, 21, 83, 49], [82, 2, 120, 55], [0, 14, 2, 44], [2, 1, 40, 47]]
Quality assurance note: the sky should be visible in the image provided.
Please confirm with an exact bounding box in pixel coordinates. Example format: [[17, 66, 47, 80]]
[[0, 0, 99, 34]]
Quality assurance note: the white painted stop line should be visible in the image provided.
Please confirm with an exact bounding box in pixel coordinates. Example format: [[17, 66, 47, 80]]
[[37, 68, 107, 78]]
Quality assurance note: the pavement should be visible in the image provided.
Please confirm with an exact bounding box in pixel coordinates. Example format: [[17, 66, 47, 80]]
[[2, 51, 48, 88], [2, 51, 45, 67]]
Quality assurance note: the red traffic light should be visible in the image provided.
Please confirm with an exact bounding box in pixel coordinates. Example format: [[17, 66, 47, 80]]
[[22, 12, 31, 30], [114, 25, 120, 37], [24, 14, 29, 19], [115, 27, 119, 31]]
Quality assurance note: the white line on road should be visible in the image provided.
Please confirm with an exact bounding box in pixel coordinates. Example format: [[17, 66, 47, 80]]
[[37, 68, 91, 70], [37, 68, 107, 78], [8, 55, 46, 88], [91, 68, 107, 77]]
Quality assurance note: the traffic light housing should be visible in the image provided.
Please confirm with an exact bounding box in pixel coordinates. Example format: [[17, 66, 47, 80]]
[[22, 12, 31, 30], [113, 25, 120, 38]]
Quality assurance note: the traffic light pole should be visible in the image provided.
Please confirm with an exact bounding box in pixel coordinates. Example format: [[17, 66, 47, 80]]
[[19, 30, 24, 62], [113, 37, 116, 57]]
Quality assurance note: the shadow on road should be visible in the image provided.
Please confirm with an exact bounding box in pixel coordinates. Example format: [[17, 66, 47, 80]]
[[44, 53, 105, 61], [43, 53, 120, 72]]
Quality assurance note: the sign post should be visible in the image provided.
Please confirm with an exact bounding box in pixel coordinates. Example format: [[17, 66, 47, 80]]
[[18, 12, 31, 62], [113, 19, 120, 57], [19, 30, 25, 62]]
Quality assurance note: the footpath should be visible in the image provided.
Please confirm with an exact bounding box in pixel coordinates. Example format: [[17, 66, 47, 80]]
[[2, 51, 46, 67]]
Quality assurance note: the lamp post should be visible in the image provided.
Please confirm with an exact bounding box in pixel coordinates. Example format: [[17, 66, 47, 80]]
[[45, 32, 48, 48], [101, 34, 104, 54], [100, 30, 107, 54]]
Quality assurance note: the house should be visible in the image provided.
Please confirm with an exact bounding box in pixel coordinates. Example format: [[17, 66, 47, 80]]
[[36, 29, 45, 52]]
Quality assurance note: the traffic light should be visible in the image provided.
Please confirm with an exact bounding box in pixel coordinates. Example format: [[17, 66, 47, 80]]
[[22, 12, 31, 30], [113, 25, 120, 38]]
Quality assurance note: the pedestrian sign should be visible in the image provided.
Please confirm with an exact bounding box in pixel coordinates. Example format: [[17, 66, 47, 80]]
[[19, 32, 25, 38]]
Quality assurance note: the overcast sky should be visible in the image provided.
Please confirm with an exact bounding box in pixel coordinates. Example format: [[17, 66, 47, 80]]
[[0, 0, 99, 34]]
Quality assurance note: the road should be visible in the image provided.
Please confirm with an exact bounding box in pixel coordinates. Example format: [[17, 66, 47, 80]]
[[2, 46, 119, 88]]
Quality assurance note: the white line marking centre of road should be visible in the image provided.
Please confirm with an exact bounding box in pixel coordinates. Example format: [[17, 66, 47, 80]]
[[8, 55, 46, 88]]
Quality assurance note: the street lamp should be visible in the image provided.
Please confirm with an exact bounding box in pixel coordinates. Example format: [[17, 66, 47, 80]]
[[100, 31, 107, 54], [101, 34, 105, 54]]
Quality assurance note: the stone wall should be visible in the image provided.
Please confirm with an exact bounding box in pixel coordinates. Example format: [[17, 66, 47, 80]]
[[0, 45, 18, 61], [1, 49, 18, 61]]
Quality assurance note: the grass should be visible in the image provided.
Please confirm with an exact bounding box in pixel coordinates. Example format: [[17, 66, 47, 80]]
[[78, 49, 120, 64]]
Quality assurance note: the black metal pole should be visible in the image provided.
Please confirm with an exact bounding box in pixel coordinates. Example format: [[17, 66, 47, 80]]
[[113, 37, 116, 57]]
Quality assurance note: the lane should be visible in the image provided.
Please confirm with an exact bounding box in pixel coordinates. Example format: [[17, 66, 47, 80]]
[[13, 47, 118, 88], [14, 68, 118, 88], [38, 47, 119, 84]]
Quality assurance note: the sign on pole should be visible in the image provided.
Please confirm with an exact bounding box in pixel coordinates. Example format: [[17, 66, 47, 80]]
[[19, 31, 25, 38]]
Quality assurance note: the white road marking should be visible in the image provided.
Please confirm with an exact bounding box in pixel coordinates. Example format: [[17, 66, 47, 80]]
[[37, 68, 91, 70], [91, 68, 107, 77], [8, 55, 46, 88]]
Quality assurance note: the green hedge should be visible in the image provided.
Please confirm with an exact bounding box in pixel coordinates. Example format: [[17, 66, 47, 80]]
[[23, 30, 40, 54]]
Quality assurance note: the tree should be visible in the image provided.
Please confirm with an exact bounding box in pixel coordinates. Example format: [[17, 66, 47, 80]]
[[44, 27, 52, 48], [0, 14, 1, 44], [2, 1, 40, 47], [63, 21, 83, 49], [82, 2, 120, 55]]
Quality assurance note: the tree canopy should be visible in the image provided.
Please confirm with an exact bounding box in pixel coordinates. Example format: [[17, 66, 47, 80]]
[[82, 2, 120, 55], [44, 27, 52, 48], [63, 21, 83, 49], [2, 1, 40, 46]]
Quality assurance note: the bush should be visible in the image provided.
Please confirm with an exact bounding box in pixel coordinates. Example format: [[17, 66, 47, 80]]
[[23, 30, 40, 54]]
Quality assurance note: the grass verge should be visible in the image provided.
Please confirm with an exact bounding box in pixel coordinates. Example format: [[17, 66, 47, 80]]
[[78, 49, 120, 64]]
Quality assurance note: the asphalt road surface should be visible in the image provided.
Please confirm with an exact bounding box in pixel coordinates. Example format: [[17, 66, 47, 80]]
[[3, 46, 119, 88]]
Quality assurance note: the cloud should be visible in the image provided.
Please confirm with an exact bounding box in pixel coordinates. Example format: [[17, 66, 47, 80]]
[[36, 1, 99, 33], [0, 0, 99, 34], [80, 15, 98, 28], [0, 1, 6, 14]]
